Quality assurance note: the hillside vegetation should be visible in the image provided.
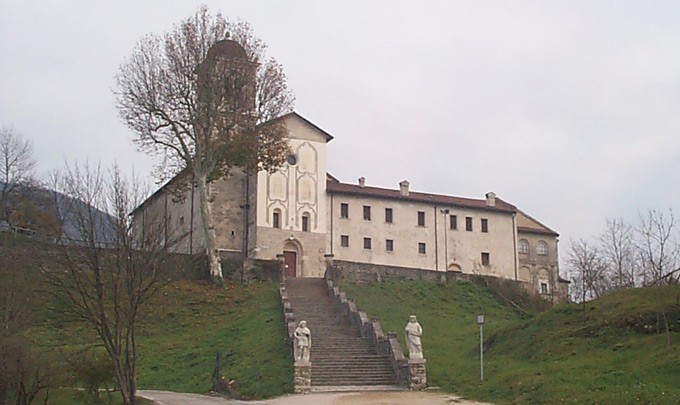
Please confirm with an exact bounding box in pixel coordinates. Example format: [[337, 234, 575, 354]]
[[5, 232, 680, 404], [1, 233, 292, 403], [341, 280, 680, 404]]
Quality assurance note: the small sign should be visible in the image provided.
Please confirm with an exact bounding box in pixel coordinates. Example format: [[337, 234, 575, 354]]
[[477, 315, 485, 325]]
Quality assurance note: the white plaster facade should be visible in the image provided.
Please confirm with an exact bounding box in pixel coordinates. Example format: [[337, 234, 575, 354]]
[[132, 112, 567, 298]]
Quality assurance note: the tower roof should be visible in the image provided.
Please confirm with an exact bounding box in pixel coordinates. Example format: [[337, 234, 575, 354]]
[[207, 39, 248, 61]]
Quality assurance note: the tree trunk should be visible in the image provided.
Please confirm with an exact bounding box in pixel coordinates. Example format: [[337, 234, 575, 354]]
[[196, 173, 223, 283]]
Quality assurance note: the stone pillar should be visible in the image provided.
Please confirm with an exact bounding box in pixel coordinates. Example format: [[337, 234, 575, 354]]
[[324, 253, 334, 279], [294, 361, 311, 394], [408, 358, 427, 390], [276, 254, 286, 281]]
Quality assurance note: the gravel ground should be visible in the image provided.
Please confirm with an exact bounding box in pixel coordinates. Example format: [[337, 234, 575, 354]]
[[138, 390, 492, 405]]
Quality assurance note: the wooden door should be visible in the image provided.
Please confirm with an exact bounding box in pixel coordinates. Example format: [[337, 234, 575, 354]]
[[284, 251, 297, 277]]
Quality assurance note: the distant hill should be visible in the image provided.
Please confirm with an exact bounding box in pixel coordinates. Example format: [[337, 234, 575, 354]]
[[0, 182, 116, 245]]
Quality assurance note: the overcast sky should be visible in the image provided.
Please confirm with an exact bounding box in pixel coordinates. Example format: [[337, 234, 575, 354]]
[[1, 1, 679, 257]]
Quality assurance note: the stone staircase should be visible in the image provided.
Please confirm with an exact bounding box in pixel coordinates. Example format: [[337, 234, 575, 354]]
[[285, 277, 398, 388]]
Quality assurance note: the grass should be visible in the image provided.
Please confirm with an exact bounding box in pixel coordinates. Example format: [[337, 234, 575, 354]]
[[340, 280, 519, 393], [6, 232, 680, 403], [2, 232, 292, 402], [29, 280, 293, 400], [341, 280, 680, 404]]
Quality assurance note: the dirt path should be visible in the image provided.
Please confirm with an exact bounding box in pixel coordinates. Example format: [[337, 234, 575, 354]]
[[139, 390, 491, 405]]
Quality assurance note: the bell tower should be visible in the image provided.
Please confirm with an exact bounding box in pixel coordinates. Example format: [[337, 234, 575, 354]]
[[196, 39, 257, 122]]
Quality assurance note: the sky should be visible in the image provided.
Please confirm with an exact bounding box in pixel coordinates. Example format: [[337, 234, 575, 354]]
[[1, 1, 679, 258]]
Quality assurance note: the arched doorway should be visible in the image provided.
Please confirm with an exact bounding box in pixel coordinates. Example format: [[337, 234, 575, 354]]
[[283, 240, 302, 278]]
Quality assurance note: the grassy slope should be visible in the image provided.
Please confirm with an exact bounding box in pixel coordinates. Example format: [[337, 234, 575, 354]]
[[30, 280, 293, 400], [6, 233, 680, 403], [1, 232, 292, 401], [341, 280, 680, 404], [340, 281, 519, 395]]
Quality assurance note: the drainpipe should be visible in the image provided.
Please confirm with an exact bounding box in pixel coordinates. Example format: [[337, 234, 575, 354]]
[[441, 209, 450, 270], [164, 192, 168, 250], [241, 174, 251, 283], [330, 194, 334, 255], [434, 206, 439, 271], [512, 212, 518, 281], [190, 172, 195, 255]]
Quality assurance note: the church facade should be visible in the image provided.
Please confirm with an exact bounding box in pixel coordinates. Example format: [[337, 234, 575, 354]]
[[132, 112, 568, 301]]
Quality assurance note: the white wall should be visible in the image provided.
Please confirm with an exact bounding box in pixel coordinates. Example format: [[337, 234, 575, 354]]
[[328, 192, 518, 279]]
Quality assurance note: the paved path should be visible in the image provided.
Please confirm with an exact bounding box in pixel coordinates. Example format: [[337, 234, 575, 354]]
[[139, 390, 491, 405]]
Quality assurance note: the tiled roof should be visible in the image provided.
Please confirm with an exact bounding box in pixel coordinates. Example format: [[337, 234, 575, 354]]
[[517, 226, 559, 236], [326, 181, 517, 213]]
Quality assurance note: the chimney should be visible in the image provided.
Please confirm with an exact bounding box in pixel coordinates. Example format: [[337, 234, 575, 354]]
[[399, 180, 410, 196], [358, 177, 366, 188], [485, 192, 497, 207]]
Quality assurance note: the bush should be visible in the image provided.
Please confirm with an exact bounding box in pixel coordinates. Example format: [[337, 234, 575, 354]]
[[0, 335, 57, 404], [68, 347, 115, 404], [250, 260, 281, 282]]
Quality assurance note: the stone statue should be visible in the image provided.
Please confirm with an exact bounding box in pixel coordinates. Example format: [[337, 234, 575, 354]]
[[294, 320, 311, 362], [405, 315, 423, 359]]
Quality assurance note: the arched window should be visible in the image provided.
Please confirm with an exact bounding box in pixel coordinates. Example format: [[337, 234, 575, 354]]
[[518, 266, 531, 282], [537, 240, 549, 256], [301, 212, 311, 232], [518, 239, 530, 254]]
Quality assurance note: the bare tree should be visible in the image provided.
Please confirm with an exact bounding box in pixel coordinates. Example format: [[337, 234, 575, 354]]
[[45, 162, 172, 405], [636, 208, 679, 345], [1, 228, 56, 404], [0, 126, 36, 226], [115, 6, 293, 283], [637, 209, 680, 285], [599, 217, 637, 289], [567, 239, 609, 312]]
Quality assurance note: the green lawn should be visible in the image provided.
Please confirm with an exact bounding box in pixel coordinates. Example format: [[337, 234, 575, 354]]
[[29, 280, 293, 400], [341, 280, 680, 404], [6, 233, 680, 403], [1, 232, 292, 402]]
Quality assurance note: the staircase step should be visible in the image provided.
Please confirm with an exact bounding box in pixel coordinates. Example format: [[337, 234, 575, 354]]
[[285, 277, 398, 388]]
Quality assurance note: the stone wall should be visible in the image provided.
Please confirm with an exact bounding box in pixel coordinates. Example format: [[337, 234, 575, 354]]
[[327, 259, 569, 304], [328, 259, 463, 284]]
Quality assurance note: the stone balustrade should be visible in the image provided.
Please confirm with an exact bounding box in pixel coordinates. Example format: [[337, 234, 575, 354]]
[[278, 281, 310, 394], [322, 276, 426, 389]]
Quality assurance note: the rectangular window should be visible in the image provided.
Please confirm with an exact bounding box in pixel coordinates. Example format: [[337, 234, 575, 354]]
[[302, 215, 309, 232], [273, 212, 280, 229], [450, 215, 457, 230], [340, 203, 349, 219], [481, 218, 488, 233], [363, 205, 371, 221], [466, 216, 473, 232], [481, 252, 490, 266], [363, 237, 372, 250], [341, 235, 349, 247], [386, 239, 394, 252], [540, 282, 549, 294], [418, 242, 426, 254], [385, 208, 393, 223], [417, 211, 425, 226]]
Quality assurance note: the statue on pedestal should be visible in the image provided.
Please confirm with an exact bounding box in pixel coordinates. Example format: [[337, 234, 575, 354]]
[[294, 320, 311, 362], [405, 315, 423, 359]]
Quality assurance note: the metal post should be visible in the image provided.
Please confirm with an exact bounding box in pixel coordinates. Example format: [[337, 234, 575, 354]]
[[477, 314, 485, 381]]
